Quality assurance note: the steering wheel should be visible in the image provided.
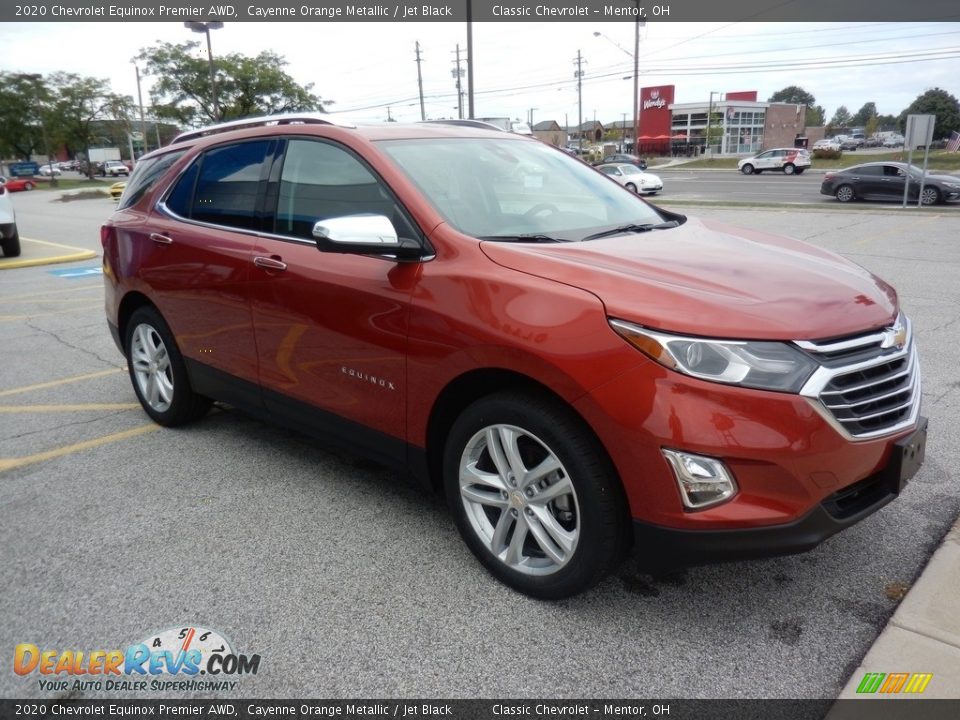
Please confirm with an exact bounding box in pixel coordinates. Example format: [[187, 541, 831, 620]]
[[523, 203, 559, 219]]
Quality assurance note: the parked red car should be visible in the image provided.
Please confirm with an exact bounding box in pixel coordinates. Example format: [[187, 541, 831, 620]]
[[101, 115, 926, 598]]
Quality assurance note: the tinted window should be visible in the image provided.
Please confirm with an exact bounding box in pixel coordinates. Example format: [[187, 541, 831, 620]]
[[852, 166, 883, 176], [883, 165, 905, 178], [118, 151, 185, 210], [191, 141, 270, 230], [165, 161, 200, 217], [274, 139, 412, 241]]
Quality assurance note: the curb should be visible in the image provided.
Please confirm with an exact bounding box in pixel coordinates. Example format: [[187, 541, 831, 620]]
[[832, 515, 960, 703], [0, 237, 98, 271]]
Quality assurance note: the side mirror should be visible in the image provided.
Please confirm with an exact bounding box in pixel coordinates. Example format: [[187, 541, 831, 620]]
[[312, 214, 422, 261]]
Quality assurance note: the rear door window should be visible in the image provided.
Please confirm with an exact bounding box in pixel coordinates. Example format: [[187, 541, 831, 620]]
[[167, 140, 271, 231]]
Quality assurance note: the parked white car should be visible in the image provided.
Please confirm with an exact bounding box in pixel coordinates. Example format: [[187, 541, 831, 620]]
[[0, 181, 21, 257], [738, 148, 812, 175], [813, 139, 841, 152], [596, 163, 663, 194], [103, 161, 130, 177], [39, 163, 61, 176]]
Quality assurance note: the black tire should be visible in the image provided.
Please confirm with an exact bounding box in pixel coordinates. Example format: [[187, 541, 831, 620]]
[[625, 182, 637, 193], [124, 306, 211, 427], [835, 184, 855, 203], [783, 164, 796, 175], [741, 164, 754, 175], [443, 391, 627, 599], [1, 229, 21, 258], [24, 182, 34, 191]]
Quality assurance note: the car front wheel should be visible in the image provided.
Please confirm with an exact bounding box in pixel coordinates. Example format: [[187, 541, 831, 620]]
[[835, 184, 855, 203], [444, 392, 627, 599], [125, 306, 211, 426], [920, 187, 941, 206], [1, 228, 21, 258], [625, 182, 637, 193], [741, 164, 754, 175]]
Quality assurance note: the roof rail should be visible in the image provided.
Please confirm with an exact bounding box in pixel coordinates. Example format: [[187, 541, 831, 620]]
[[171, 113, 355, 145], [419, 119, 508, 132]]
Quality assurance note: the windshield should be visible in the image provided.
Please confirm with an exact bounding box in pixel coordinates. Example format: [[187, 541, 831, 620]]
[[378, 137, 665, 241]]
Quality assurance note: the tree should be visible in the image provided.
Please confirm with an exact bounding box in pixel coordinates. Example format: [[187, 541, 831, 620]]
[[136, 41, 329, 126], [850, 102, 877, 128], [828, 105, 852, 131], [768, 86, 816, 107], [899, 88, 960, 139], [768, 86, 824, 126], [46, 73, 134, 178], [0, 73, 49, 160], [865, 115, 880, 137]]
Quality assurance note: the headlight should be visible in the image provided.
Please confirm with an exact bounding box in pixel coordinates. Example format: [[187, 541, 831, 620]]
[[609, 319, 818, 392]]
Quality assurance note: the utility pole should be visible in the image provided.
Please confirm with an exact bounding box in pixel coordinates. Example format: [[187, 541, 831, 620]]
[[528, 108, 538, 127], [466, 0, 474, 118], [387, 106, 393, 122], [415, 41, 426, 121], [574, 50, 585, 153], [452, 44, 465, 119], [707, 91, 718, 153], [622, 112, 627, 152]]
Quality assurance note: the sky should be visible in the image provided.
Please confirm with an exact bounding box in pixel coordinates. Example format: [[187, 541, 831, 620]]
[[0, 21, 958, 128]]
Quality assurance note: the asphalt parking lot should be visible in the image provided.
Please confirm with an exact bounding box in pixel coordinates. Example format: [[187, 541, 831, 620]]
[[1, 190, 959, 700]]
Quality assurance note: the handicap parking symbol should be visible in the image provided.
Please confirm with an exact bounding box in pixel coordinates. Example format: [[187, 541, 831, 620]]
[[49, 266, 103, 279]]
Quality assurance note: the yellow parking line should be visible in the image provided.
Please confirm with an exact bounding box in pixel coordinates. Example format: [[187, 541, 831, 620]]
[[0, 302, 103, 321], [0, 424, 159, 474], [0, 403, 140, 413], [0, 238, 98, 270], [1, 284, 101, 301], [0, 368, 124, 398]]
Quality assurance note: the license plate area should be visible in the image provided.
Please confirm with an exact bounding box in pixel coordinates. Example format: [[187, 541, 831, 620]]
[[892, 417, 928, 493]]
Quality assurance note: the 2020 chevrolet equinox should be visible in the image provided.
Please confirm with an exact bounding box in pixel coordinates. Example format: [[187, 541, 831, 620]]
[[102, 114, 927, 598]]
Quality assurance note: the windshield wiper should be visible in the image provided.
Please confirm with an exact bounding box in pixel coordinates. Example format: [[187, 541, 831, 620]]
[[480, 234, 568, 243], [581, 220, 679, 242]]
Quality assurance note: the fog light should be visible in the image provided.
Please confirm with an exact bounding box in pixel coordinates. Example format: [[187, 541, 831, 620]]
[[661, 449, 738, 510]]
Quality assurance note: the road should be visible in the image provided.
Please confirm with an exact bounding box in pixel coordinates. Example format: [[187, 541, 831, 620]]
[[653, 167, 960, 209], [1, 189, 959, 701]]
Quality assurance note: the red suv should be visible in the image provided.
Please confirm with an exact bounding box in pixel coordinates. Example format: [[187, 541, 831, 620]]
[[102, 114, 926, 598]]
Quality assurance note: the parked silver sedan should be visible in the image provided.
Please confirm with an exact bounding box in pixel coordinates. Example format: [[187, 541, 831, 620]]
[[596, 162, 663, 195]]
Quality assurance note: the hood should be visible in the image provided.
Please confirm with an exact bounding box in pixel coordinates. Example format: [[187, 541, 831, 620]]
[[480, 217, 897, 340]]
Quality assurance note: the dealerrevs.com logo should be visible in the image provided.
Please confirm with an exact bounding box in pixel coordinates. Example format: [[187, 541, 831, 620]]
[[14, 626, 261, 693]]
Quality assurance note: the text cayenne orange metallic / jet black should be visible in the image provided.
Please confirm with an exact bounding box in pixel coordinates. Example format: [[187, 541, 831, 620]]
[[102, 114, 927, 598]]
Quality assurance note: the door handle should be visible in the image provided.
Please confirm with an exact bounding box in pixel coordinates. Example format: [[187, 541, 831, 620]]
[[149, 233, 173, 245], [253, 256, 287, 271]]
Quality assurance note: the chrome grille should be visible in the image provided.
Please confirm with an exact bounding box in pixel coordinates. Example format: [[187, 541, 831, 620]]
[[796, 315, 921, 440]]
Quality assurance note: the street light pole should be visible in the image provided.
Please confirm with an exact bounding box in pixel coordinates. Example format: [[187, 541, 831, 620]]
[[134, 64, 147, 155], [184, 21, 224, 120]]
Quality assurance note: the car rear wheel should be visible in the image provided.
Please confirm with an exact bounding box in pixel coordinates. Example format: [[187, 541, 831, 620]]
[[625, 182, 637, 193], [24, 182, 34, 191], [920, 187, 941, 206], [741, 164, 754, 175], [1, 229, 21, 258], [783, 164, 796, 175], [444, 392, 627, 599], [835, 184, 855, 203], [125, 306, 211, 427]]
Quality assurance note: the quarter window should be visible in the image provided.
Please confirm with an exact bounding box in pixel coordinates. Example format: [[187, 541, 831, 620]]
[[119, 150, 185, 210]]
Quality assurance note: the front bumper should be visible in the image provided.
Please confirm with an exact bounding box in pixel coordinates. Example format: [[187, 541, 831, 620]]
[[632, 417, 927, 570]]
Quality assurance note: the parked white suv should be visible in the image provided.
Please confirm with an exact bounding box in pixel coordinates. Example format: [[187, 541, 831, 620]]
[[738, 148, 812, 175], [0, 181, 21, 257]]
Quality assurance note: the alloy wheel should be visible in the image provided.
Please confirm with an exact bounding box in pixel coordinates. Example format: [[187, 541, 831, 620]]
[[130, 323, 174, 413], [458, 424, 579, 576]]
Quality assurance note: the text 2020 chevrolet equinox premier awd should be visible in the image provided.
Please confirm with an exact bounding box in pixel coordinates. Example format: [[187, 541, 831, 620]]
[[102, 114, 927, 598]]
